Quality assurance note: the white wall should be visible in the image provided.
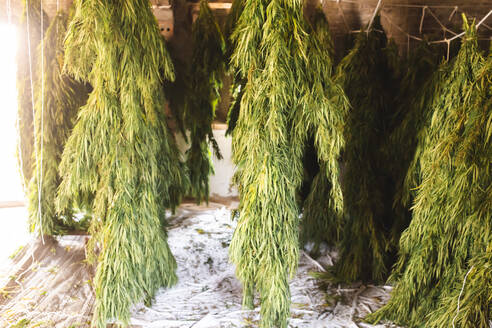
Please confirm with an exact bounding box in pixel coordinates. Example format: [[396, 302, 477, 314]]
[[209, 127, 238, 198], [175, 125, 238, 199]]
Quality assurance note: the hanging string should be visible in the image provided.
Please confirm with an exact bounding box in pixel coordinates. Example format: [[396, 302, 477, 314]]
[[38, 0, 45, 244], [419, 6, 426, 34], [448, 6, 458, 22], [446, 38, 450, 61], [451, 266, 475, 328], [367, 0, 383, 33]]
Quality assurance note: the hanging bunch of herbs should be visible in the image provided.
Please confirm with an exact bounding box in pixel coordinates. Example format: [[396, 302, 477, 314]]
[[384, 41, 448, 244], [58, 0, 188, 326], [16, 0, 49, 190], [229, 1, 348, 326], [389, 35, 463, 204], [369, 17, 491, 328], [332, 17, 402, 283], [300, 7, 342, 251], [184, 0, 225, 202], [27, 10, 90, 236], [399, 67, 458, 210]]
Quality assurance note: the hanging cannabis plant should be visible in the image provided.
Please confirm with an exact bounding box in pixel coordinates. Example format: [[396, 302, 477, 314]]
[[300, 7, 342, 250], [389, 36, 461, 215], [17, 0, 49, 190], [58, 0, 188, 326], [184, 0, 225, 202], [369, 17, 491, 328], [333, 16, 402, 283], [229, 2, 348, 326], [27, 10, 90, 236], [385, 41, 446, 244]]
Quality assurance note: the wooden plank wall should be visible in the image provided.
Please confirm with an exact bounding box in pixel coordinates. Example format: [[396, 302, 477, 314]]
[[2, 1, 490, 52]]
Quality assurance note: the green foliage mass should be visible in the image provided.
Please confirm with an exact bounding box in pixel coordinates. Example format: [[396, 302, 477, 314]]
[[16, 0, 49, 191], [185, 0, 225, 203], [27, 11, 90, 237], [58, 0, 188, 326], [368, 17, 491, 328], [300, 7, 342, 250], [229, 2, 348, 326], [385, 41, 446, 246], [331, 17, 403, 283]]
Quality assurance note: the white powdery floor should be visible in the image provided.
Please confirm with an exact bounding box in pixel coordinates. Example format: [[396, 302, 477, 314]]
[[130, 204, 400, 328]]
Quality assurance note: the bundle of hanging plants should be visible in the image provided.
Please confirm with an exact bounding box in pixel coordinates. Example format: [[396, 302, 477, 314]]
[[184, 0, 225, 202], [300, 6, 343, 251], [229, 1, 348, 326], [388, 36, 463, 217], [28, 10, 90, 236], [16, 0, 49, 190], [58, 0, 188, 326], [382, 41, 445, 244], [331, 16, 402, 283], [368, 17, 491, 328]]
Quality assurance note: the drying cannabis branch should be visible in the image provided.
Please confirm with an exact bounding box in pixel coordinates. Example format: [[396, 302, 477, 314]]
[[185, 0, 225, 202], [28, 10, 90, 236], [300, 7, 343, 250], [58, 0, 188, 326], [229, 2, 348, 327], [368, 17, 490, 328], [389, 33, 464, 211], [384, 41, 448, 245], [17, 0, 49, 190], [333, 17, 401, 283]]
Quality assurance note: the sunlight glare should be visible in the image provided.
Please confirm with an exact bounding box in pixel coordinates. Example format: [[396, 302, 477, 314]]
[[0, 23, 24, 202]]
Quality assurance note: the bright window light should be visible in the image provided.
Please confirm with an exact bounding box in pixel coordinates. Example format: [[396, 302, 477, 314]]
[[0, 23, 24, 202], [0, 23, 30, 267]]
